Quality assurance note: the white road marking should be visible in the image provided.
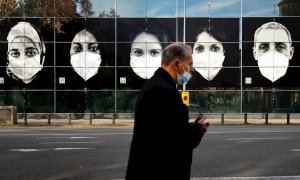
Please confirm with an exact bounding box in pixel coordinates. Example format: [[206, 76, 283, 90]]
[[9, 149, 43, 152], [227, 137, 290, 141], [208, 130, 300, 134], [113, 176, 300, 180], [40, 141, 104, 144], [37, 137, 97, 139], [54, 147, 94, 150], [290, 149, 300, 152], [70, 137, 97, 139], [0, 133, 133, 136], [191, 176, 300, 180], [9, 147, 95, 152]]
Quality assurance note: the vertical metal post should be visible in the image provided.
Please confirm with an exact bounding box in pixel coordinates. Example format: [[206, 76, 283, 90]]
[[176, 0, 178, 42], [221, 113, 224, 125], [24, 113, 27, 125], [23, 89, 27, 125], [265, 113, 269, 124], [244, 113, 247, 124], [183, 0, 186, 43], [48, 114, 51, 125], [287, 113, 290, 124], [68, 114, 71, 125], [89, 114, 93, 125], [112, 113, 116, 124], [114, 0, 117, 126]]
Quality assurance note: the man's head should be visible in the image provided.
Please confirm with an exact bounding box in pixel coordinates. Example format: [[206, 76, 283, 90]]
[[161, 43, 194, 84], [253, 22, 294, 82]]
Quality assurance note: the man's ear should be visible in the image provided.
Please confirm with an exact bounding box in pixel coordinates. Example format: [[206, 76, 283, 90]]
[[173, 59, 179, 70], [252, 47, 258, 61]]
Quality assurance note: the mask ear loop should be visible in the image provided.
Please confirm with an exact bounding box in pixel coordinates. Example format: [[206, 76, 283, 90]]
[[6, 44, 12, 77], [175, 59, 181, 72], [40, 41, 46, 66], [5, 61, 11, 77]]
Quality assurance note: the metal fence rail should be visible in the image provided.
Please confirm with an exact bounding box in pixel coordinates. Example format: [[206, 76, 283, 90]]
[[0, 112, 298, 126]]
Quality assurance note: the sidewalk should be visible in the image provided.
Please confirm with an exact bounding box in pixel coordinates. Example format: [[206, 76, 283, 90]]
[[0, 118, 134, 128], [1, 117, 299, 127]]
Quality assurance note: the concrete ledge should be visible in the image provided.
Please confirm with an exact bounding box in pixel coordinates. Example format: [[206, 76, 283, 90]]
[[0, 106, 17, 125]]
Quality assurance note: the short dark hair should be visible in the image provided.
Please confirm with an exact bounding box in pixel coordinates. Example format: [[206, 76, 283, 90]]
[[195, 26, 226, 42], [161, 43, 191, 65]]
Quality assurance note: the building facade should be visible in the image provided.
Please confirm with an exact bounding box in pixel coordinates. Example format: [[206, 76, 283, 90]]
[[0, 0, 300, 118]]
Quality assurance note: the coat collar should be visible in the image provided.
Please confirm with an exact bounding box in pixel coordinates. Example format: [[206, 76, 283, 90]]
[[154, 67, 176, 88]]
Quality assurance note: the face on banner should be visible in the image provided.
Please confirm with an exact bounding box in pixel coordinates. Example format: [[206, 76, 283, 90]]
[[253, 22, 294, 82], [70, 30, 102, 81], [6, 22, 45, 84], [193, 31, 225, 81], [130, 31, 162, 79]]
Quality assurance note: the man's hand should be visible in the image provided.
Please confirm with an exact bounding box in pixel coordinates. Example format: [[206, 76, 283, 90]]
[[194, 114, 209, 132]]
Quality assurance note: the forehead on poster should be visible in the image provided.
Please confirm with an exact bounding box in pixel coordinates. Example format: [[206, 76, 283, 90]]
[[129, 27, 170, 44], [64, 19, 106, 41], [253, 22, 292, 44], [7, 21, 46, 58], [117, 17, 175, 42], [195, 26, 226, 42], [66, 21, 106, 56], [70, 29, 101, 55]]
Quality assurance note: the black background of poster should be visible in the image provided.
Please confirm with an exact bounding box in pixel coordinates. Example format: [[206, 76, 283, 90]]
[[186, 67, 240, 89], [56, 18, 115, 43], [242, 17, 275, 42], [242, 17, 300, 42], [242, 17, 300, 88], [0, 67, 54, 90], [117, 18, 177, 42]]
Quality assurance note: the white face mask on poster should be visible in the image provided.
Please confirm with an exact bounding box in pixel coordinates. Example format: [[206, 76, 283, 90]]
[[130, 56, 161, 79], [70, 52, 102, 81], [193, 52, 225, 81], [7, 56, 42, 84], [257, 51, 289, 82]]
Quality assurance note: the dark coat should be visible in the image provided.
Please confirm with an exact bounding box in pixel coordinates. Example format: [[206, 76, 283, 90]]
[[126, 67, 204, 180]]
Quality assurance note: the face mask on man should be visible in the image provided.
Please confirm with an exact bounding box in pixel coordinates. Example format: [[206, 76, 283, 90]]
[[193, 52, 225, 81], [257, 51, 289, 82], [70, 52, 102, 81], [130, 55, 161, 79], [7, 56, 42, 84], [177, 63, 192, 85]]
